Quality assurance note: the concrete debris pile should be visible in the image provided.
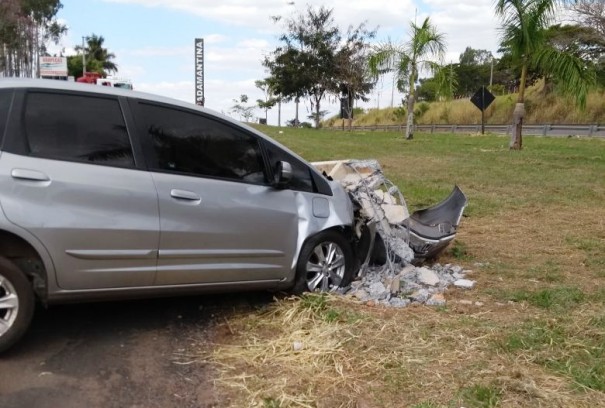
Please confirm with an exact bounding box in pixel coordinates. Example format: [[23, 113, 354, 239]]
[[313, 159, 416, 266], [312, 159, 471, 307], [343, 263, 476, 307]]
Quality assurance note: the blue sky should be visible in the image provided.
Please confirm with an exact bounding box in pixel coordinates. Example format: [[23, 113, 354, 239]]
[[54, 0, 503, 125]]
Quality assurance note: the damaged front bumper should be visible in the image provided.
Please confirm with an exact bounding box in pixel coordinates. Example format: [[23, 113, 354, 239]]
[[312, 160, 468, 267]]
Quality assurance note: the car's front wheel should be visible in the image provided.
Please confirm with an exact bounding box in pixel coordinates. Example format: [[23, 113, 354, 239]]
[[0, 257, 35, 354], [292, 230, 354, 294]]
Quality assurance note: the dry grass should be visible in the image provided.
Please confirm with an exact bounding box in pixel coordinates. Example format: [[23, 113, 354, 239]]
[[344, 81, 605, 127], [200, 294, 603, 407], [182, 130, 604, 407]]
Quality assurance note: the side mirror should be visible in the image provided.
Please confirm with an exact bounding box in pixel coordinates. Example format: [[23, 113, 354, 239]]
[[273, 161, 292, 189]]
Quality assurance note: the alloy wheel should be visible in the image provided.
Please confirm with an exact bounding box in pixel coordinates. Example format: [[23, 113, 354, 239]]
[[0, 274, 19, 337], [305, 241, 346, 292]]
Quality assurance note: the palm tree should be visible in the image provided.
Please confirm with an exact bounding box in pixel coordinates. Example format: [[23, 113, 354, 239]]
[[496, 0, 596, 150], [76, 34, 118, 75], [369, 17, 446, 140]]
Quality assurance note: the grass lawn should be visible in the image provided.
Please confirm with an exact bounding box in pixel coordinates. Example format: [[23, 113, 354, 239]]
[[194, 127, 605, 407]]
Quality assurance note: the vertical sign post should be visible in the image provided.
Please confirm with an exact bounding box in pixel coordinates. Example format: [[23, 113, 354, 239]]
[[195, 38, 205, 106]]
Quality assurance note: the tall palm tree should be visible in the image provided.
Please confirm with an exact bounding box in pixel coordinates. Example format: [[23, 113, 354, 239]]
[[76, 34, 118, 74], [369, 17, 446, 140], [496, 0, 596, 149]]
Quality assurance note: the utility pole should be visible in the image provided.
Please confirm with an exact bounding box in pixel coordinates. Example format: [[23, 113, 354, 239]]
[[489, 56, 494, 88], [82, 36, 87, 75], [450, 62, 453, 99], [390, 73, 395, 107]]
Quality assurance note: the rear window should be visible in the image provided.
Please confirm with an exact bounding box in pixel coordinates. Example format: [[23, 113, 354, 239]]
[[0, 90, 12, 148], [22, 92, 135, 167]]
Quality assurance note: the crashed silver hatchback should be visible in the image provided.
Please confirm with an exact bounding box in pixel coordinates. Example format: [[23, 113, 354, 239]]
[[0, 79, 466, 353], [0, 79, 359, 352]]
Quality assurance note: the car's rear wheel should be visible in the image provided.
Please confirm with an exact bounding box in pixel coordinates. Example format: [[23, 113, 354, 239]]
[[292, 230, 354, 294], [0, 257, 35, 354]]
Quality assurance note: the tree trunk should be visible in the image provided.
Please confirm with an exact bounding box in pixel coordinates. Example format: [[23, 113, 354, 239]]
[[405, 66, 416, 140], [510, 63, 528, 150], [314, 98, 321, 129], [510, 103, 525, 150], [278, 100, 281, 127], [405, 93, 414, 140], [294, 97, 299, 126]]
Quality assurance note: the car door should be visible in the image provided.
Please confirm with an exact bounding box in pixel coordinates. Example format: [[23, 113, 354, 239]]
[[130, 100, 299, 285], [0, 89, 159, 290]]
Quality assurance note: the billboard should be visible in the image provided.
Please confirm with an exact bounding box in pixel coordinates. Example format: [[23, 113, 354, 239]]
[[39, 56, 68, 77], [195, 38, 204, 106]]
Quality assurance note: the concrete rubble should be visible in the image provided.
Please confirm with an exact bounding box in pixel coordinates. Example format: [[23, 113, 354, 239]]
[[313, 159, 472, 307], [344, 263, 476, 307]]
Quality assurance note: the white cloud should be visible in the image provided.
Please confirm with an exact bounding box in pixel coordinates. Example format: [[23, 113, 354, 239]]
[[425, 0, 501, 59], [102, 0, 416, 32], [127, 46, 190, 57], [205, 34, 229, 44], [118, 64, 147, 79], [237, 39, 270, 48]]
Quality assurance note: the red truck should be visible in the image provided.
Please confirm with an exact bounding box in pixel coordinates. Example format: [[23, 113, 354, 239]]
[[76, 72, 133, 90]]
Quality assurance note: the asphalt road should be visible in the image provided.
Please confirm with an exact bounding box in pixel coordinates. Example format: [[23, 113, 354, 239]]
[[0, 292, 273, 408]]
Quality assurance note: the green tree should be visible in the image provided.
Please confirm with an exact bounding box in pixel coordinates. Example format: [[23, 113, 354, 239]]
[[335, 23, 377, 129], [84, 34, 117, 72], [369, 17, 446, 139], [545, 24, 605, 85], [70, 33, 118, 78], [495, 0, 596, 150], [230, 94, 255, 122], [0, 0, 65, 77], [571, 0, 605, 36], [264, 6, 341, 128], [459, 47, 494, 66], [416, 77, 440, 101], [455, 47, 493, 97], [255, 79, 277, 124]]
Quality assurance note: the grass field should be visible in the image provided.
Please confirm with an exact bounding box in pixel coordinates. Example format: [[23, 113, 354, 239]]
[[194, 127, 605, 407]]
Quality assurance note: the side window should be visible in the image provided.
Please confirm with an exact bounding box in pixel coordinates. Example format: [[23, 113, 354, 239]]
[[264, 142, 315, 193], [23, 92, 134, 167], [0, 90, 12, 147], [136, 103, 266, 184]]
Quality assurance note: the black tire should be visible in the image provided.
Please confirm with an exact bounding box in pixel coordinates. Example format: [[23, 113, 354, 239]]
[[291, 230, 354, 295], [0, 257, 35, 354]]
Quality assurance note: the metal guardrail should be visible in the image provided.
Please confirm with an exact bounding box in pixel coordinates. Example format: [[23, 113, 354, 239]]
[[327, 123, 605, 138]]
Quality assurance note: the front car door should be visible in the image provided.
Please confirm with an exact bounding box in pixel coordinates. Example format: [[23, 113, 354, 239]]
[[130, 100, 301, 286], [0, 89, 159, 290]]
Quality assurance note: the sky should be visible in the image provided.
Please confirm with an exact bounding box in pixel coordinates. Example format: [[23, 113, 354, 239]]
[[53, 0, 504, 125]]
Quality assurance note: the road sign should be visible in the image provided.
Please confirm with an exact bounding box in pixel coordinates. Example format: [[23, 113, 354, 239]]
[[470, 86, 495, 111], [195, 38, 205, 106], [470, 86, 495, 134], [39, 56, 67, 77]]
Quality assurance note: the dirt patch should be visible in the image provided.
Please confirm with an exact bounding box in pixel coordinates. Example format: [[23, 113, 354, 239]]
[[0, 292, 273, 408]]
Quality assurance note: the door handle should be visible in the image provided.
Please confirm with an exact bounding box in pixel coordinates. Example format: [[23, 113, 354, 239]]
[[170, 189, 201, 202], [11, 169, 50, 182]]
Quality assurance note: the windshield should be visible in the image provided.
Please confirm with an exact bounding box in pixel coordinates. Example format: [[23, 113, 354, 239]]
[[113, 83, 133, 90]]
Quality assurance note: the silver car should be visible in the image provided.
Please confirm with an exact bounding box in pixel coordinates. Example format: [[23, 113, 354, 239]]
[[0, 79, 356, 352]]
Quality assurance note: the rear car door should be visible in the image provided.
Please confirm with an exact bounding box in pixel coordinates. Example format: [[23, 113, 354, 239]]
[[130, 101, 300, 286], [0, 89, 159, 290]]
